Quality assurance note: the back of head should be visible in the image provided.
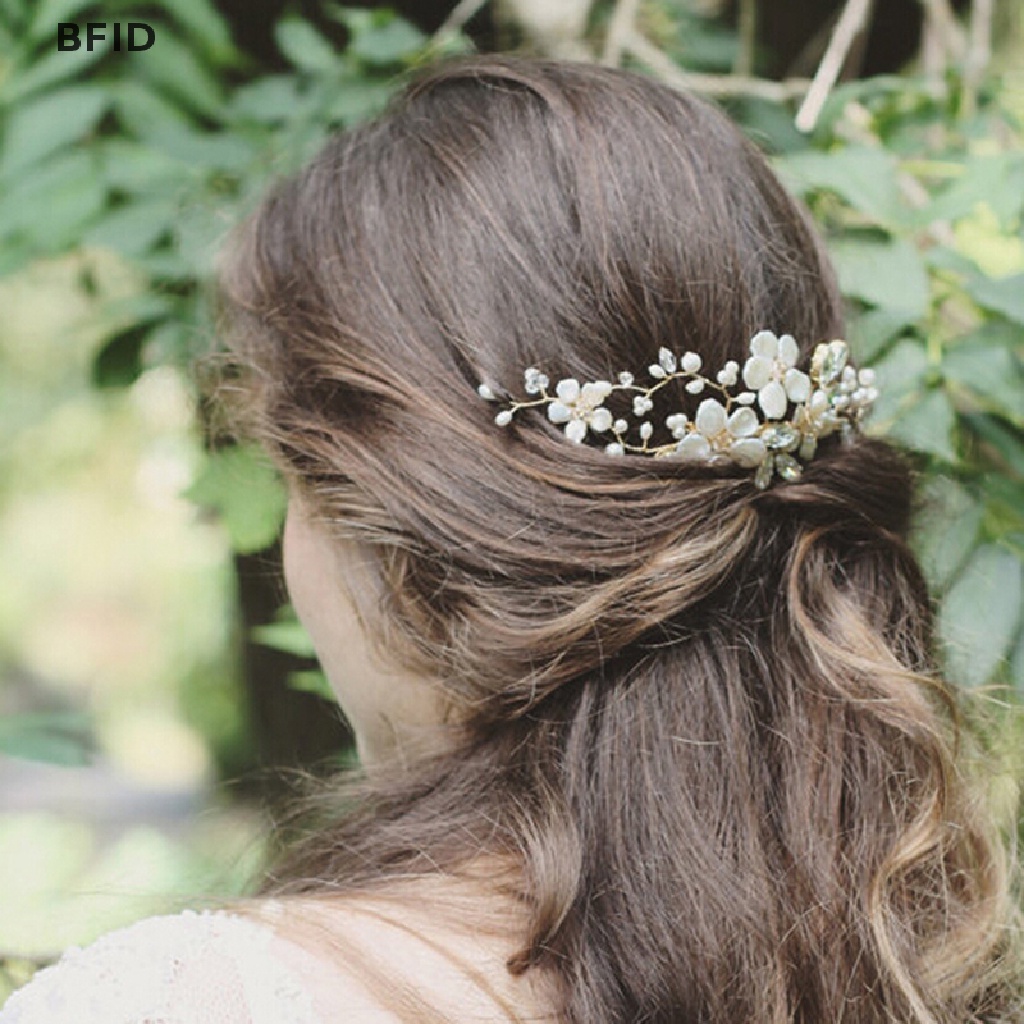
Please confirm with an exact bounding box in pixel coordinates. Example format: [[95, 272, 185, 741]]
[[217, 55, 1023, 1024]]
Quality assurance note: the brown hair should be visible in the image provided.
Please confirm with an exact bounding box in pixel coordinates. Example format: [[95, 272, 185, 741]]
[[214, 54, 1023, 1023]]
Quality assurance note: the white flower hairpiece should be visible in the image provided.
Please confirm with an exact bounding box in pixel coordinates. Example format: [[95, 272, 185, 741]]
[[477, 331, 879, 490]]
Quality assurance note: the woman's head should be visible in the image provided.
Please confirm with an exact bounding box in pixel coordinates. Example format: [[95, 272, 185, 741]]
[[218, 52, 904, 720], [217, 55, 1022, 1024]]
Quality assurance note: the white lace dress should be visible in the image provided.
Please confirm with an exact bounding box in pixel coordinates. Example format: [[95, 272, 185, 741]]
[[0, 909, 321, 1024]]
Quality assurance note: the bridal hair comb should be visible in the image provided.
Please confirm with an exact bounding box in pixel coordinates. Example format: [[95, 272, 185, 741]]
[[477, 332, 879, 490]]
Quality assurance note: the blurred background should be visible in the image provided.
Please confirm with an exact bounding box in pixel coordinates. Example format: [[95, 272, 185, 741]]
[[0, 0, 1022, 1001]]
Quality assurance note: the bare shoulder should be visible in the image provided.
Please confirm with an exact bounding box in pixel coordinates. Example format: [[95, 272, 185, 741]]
[[253, 883, 558, 1024]]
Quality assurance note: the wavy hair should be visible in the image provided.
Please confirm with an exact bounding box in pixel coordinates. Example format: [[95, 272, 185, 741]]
[[214, 54, 1023, 1023]]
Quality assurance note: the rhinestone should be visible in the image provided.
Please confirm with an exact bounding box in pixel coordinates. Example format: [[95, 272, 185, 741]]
[[761, 423, 801, 451], [776, 454, 802, 481], [754, 455, 775, 489], [811, 340, 848, 386]]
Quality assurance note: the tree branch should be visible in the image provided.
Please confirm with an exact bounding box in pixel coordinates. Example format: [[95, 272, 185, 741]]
[[601, 0, 641, 66], [431, 0, 492, 46], [734, 0, 758, 77], [623, 29, 811, 102], [962, 0, 993, 114], [795, 0, 875, 132], [917, 0, 968, 61]]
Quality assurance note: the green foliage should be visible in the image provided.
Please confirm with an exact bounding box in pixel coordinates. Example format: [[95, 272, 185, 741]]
[[2, 0, 1023, 771], [183, 444, 287, 555], [252, 605, 333, 701], [770, 79, 1024, 692], [0, 0, 462, 752]]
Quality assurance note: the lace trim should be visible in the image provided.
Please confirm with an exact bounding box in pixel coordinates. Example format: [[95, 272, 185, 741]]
[[0, 909, 319, 1024]]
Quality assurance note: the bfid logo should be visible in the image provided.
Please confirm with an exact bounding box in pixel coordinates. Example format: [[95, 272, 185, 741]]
[[58, 22, 156, 51]]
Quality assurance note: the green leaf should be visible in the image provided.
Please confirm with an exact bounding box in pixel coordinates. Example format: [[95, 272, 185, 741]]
[[113, 80, 193, 140], [938, 543, 1023, 687], [150, 0, 238, 65], [921, 154, 1024, 227], [980, 474, 1024, 538], [774, 148, 906, 227], [346, 11, 427, 65], [943, 341, 1024, 428], [252, 620, 317, 658], [148, 129, 256, 173], [848, 307, 917, 363], [962, 414, 1024, 479], [99, 139, 188, 194], [173, 199, 232, 275], [864, 337, 929, 427], [326, 76, 396, 125], [27, 0, 96, 39], [1, 31, 111, 104], [0, 150, 106, 251], [911, 474, 983, 590], [184, 444, 288, 554], [0, 711, 93, 766], [91, 321, 154, 387], [0, 84, 109, 180], [886, 386, 957, 462], [275, 17, 340, 74], [128, 31, 226, 120], [965, 273, 1024, 326], [287, 670, 335, 700], [83, 198, 177, 256], [228, 75, 303, 124], [830, 236, 930, 318]]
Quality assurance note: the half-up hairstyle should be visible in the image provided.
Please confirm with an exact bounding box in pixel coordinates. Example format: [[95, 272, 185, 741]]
[[215, 54, 1023, 1024]]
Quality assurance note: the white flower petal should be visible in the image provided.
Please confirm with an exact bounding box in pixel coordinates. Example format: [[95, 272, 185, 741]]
[[548, 402, 572, 424], [613, 418, 629, 433], [759, 380, 788, 420], [478, 384, 496, 400], [633, 395, 653, 416], [742, 355, 773, 391], [556, 378, 580, 403], [684, 378, 705, 394], [749, 331, 778, 359], [494, 410, 513, 427], [618, 371, 634, 386], [695, 398, 727, 437], [605, 442, 625, 455], [729, 437, 768, 467], [681, 351, 702, 374], [736, 392, 757, 405], [639, 421, 653, 440], [778, 334, 799, 367], [726, 407, 759, 438], [676, 434, 712, 460], [659, 348, 677, 372], [565, 419, 587, 443], [785, 368, 811, 403], [581, 381, 613, 406], [589, 407, 613, 432]]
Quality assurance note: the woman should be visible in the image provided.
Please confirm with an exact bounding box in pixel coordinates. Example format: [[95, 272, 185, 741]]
[[3, 54, 1021, 1023]]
